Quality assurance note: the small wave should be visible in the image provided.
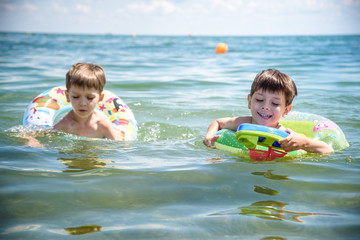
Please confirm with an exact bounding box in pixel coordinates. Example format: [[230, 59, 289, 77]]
[[137, 121, 196, 142]]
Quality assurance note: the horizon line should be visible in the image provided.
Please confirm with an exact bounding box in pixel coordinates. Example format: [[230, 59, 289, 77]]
[[1, 30, 360, 38]]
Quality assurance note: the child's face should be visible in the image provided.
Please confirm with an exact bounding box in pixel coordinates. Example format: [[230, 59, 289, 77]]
[[247, 89, 292, 128], [66, 85, 103, 119]]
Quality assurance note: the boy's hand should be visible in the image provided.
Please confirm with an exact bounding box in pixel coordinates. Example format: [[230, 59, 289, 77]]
[[279, 128, 334, 154], [24, 136, 44, 149], [278, 129, 306, 152], [203, 135, 220, 148]]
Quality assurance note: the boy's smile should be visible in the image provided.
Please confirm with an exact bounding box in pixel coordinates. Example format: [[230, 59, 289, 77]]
[[258, 112, 272, 119], [248, 89, 291, 128]]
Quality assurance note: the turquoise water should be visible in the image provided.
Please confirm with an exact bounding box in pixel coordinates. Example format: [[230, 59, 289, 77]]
[[0, 32, 359, 239]]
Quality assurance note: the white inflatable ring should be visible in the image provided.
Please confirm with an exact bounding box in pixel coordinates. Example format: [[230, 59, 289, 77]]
[[22, 86, 137, 141]]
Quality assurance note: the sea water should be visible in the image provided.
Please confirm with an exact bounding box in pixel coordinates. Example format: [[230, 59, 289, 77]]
[[0, 32, 359, 239]]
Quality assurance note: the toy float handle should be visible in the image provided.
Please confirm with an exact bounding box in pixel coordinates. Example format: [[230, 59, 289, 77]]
[[235, 123, 289, 150]]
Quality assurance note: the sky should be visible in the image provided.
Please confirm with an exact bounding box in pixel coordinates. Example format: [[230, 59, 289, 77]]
[[0, 0, 359, 36]]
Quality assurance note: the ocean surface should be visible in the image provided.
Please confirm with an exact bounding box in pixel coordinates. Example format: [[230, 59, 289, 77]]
[[0, 32, 359, 239]]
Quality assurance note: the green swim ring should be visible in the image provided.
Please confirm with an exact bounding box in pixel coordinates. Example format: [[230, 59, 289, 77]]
[[214, 112, 349, 161]]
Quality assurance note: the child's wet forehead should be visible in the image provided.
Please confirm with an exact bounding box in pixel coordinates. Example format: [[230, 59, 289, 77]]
[[254, 89, 285, 100], [69, 85, 100, 95]]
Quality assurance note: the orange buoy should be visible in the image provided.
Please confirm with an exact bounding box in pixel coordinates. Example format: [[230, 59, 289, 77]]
[[215, 43, 228, 54]]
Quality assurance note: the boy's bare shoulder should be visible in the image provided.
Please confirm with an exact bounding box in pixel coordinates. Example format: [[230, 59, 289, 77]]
[[53, 113, 73, 130], [94, 111, 113, 128], [220, 116, 252, 131], [94, 111, 118, 139], [234, 116, 252, 125]]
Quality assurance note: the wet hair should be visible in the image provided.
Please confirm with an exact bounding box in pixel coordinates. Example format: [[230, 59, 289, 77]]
[[250, 69, 297, 106], [66, 63, 106, 93]]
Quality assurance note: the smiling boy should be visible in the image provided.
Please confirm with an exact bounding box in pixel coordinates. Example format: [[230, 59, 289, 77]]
[[203, 69, 333, 154]]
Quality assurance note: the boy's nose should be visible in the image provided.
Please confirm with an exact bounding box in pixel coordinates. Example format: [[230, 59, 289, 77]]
[[79, 98, 87, 106], [262, 103, 270, 110]]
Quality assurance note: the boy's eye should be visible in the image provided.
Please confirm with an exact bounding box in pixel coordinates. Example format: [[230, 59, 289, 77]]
[[272, 103, 280, 106], [87, 97, 95, 100], [72, 96, 79, 99], [255, 99, 263, 102]]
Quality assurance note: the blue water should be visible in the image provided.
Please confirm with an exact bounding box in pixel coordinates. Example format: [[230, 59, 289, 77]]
[[0, 32, 360, 239]]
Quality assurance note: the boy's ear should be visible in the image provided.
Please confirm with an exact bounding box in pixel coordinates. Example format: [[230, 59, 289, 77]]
[[247, 94, 251, 109], [65, 90, 70, 102], [99, 92, 104, 102], [282, 104, 292, 117]]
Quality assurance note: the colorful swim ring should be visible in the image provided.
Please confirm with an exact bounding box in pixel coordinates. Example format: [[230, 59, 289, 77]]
[[214, 112, 349, 161], [22, 86, 137, 141]]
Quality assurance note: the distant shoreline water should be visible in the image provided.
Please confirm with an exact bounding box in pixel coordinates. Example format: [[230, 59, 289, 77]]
[[2, 30, 360, 37]]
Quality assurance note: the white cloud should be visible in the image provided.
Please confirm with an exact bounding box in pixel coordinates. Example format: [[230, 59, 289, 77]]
[[342, 0, 360, 5], [211, 0, 243, 12], [0, 3, 15, 11], [23, 3, 37, 11], [189, 3, 210, 14], [302, 0, 331, 10], [76, 4, 91, 14], [53, 2, 68, 14], [127, 0, 179, 14]]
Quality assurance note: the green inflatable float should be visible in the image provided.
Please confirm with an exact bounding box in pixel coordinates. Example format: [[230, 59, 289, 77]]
[[214, 112, 349, 161]]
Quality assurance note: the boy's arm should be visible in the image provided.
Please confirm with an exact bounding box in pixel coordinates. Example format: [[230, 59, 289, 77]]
[[204, 116, 248, 148], [24, 136, 44, 148], [101, 120, 118, 140], [278, 129, 334, 154], [20, 132, 44, 148], [203, 119, 222, 148]]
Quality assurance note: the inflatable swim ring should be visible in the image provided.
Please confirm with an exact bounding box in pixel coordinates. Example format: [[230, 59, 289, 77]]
[[214, 112, 349, 161], [22, 86, 137, 141]]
